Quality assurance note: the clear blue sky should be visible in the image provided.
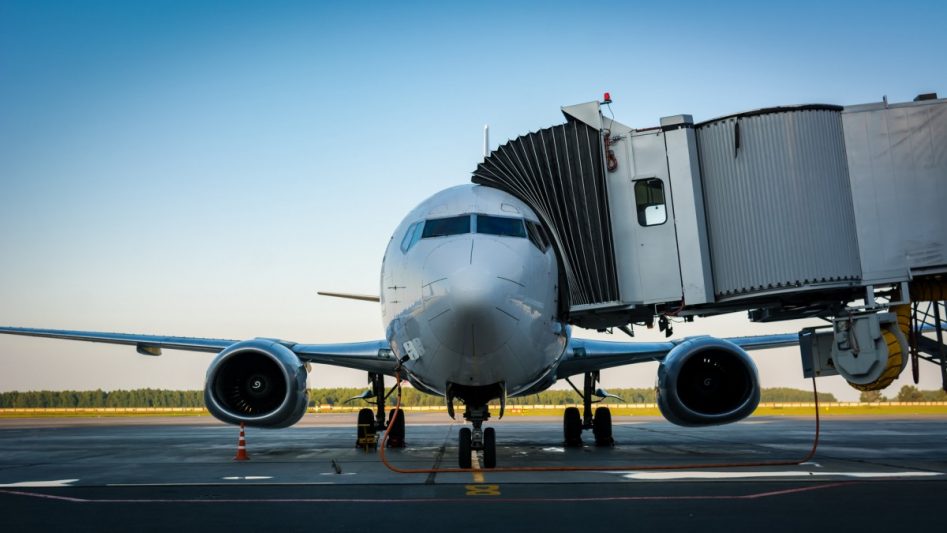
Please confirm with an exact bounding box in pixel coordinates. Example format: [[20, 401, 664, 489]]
[[1, 0, 945, 399]]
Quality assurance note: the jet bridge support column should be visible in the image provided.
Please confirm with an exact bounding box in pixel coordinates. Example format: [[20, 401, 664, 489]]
[[909, 299, 947, 392]]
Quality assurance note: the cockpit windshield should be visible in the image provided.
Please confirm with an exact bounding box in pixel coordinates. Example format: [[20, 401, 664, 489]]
[[404, 214, 542, 253], [476, 215, 527, 238], [421, 215, 471, 238]]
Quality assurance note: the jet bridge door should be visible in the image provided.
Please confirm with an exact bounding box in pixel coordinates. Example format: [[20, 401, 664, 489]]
[[605, 125, 683, 306]]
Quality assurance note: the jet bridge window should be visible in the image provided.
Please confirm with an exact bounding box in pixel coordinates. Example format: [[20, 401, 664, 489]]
[[634, 178, 667, 226], [421, 215, 471, 238], [476, 215, 527, 238]]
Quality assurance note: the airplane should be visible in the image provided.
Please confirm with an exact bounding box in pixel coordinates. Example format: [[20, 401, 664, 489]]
[[0, 183, 799, 469]]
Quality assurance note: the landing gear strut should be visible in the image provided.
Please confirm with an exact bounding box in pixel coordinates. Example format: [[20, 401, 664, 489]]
[[457, 403, 497, 468], [563, 371, 614, 447], [354, 373, 406, 449], [370, 372, 387, 430]]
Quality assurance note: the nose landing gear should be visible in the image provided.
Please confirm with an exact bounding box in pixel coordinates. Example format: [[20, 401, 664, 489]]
[[457, 403, 497, 468]]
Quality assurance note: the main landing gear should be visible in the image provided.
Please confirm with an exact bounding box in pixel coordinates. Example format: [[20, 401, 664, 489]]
[[354, 373, 405, 450], [563, 371, 616, 447]]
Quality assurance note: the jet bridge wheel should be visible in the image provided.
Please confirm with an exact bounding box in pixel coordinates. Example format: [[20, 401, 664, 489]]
[[849, 330, 906, 392], [563, 407, 582, 447], [593, 406, 614, 447], [458, 427, 472, 469], [483, 427, 496, 468]]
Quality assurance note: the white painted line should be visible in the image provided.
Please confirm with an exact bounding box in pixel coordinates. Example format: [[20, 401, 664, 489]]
[[0, 479, 79, 487], [542, 447, 565, 453], [319, 472, 357, 476], [621, 471, 943, 480], [221, 476, 273, 481], [107, 482, 334, 487]]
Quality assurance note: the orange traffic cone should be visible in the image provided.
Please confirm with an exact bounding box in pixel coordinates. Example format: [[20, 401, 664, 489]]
[[234, 422, 250, 461]]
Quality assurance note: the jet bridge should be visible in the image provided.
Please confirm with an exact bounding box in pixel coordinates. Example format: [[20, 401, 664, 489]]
[[473, 93, 947, 391]]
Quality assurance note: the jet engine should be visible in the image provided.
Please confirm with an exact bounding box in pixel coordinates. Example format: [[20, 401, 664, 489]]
[[204, 339, 309, 428], [656, 337, 760, 427]]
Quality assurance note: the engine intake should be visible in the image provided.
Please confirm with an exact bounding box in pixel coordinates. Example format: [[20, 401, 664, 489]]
[[204, 339, 308, 428], [656, 337, 760, 427]]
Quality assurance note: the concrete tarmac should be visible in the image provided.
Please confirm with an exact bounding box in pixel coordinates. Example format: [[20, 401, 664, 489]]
[[1, 414, 945, 532]]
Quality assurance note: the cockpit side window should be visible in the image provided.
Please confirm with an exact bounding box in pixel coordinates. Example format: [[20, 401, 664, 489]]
[[476, 215, 527, 238], [421, 215, 471, 238], [400, 221, 424, 252], [526, 220, 550, 251]]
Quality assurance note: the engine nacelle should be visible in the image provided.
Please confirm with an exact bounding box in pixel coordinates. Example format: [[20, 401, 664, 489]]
[[656, 337, 760, 427], [204, 339, 309, 428]]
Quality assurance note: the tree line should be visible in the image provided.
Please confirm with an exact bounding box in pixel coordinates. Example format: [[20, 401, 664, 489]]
[[0, 387, 841, 408], [859, 385, 947, 403], [0, 389, 205, 408]]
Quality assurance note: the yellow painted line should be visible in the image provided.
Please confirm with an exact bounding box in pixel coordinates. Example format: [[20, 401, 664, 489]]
[[471, 452, 485, 483]]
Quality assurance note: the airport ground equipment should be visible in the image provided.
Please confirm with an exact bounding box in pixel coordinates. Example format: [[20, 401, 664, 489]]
[[474, 93, 947, 392]]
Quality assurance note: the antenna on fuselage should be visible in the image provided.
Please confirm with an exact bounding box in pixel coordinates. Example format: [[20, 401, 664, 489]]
[[483, 124, 490, 158]]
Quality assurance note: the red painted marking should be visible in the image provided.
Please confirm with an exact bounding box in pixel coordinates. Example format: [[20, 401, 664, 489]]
[[743, 481, 855, 499]]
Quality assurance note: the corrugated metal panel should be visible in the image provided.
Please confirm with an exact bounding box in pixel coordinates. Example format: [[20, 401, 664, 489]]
[[843, 98, 947, 283], [696, 107, 862, 298]]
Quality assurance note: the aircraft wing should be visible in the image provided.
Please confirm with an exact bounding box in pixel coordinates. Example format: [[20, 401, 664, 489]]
[[0, 326, 399, 375], [556, 333, 800, 378], [0, 326, 235, 353]]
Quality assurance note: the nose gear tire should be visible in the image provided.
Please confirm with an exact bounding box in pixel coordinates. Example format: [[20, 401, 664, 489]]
[[483, 427, 496, 468], [458, 427, 472, 468]]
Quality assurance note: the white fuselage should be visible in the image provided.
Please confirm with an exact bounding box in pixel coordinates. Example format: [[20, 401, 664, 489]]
[[381, 185, 568, 398]]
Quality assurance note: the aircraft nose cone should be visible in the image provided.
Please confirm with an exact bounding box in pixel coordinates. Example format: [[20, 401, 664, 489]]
[[423, 239, 523, 355], [449, 266, 496, 313]]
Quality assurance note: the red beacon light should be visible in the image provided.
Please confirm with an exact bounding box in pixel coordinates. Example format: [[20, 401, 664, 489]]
[[603, 92, 612, 104]]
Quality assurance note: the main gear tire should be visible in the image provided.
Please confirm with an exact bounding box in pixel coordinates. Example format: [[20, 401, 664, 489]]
[[593, 406, 614, 447], [386, 408, 406, 448], [356, 408, 376, 449], [563, 406, 582, 447]]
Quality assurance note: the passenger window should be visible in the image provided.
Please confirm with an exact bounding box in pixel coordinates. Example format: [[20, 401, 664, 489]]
[[476, 215, 527, 238], [421, 215, 471, 238], [400, 222, 424, 252], [634, 178, 667, 226]]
